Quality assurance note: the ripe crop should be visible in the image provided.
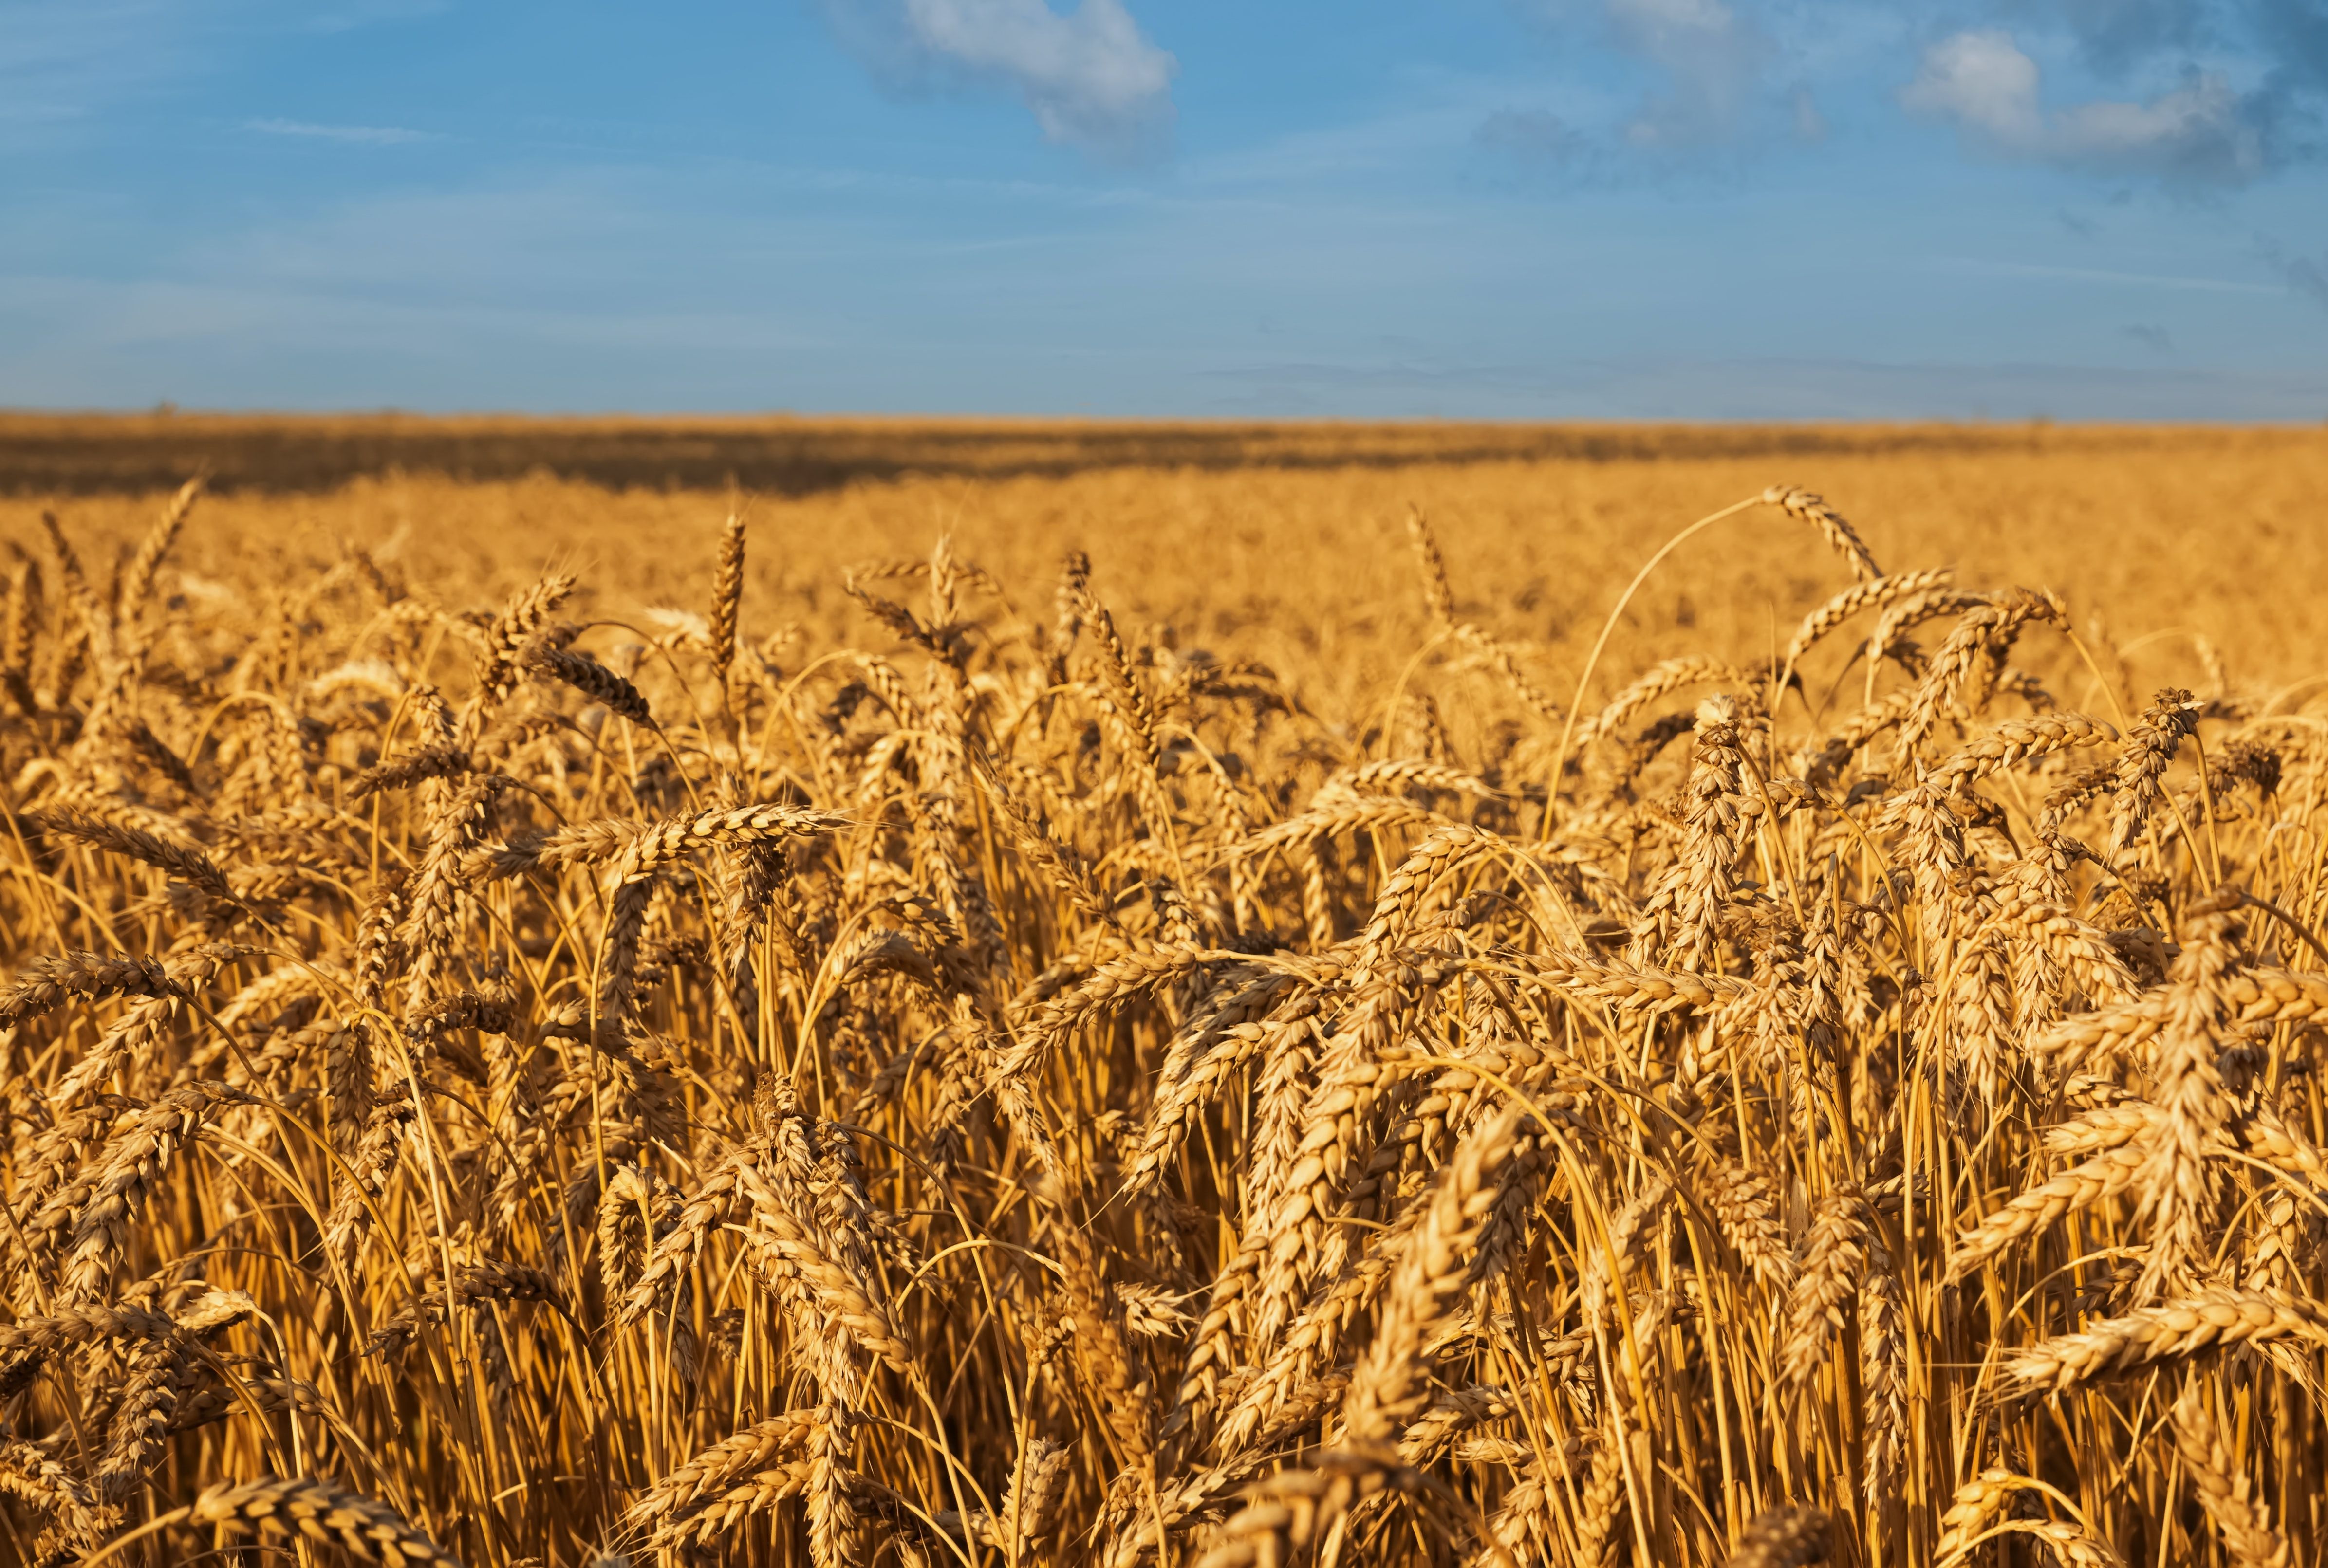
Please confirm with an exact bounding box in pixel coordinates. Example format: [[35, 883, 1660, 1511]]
[[1, 436, 2325, 1568]]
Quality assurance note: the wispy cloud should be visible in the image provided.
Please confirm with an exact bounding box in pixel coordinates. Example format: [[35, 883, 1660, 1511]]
[[1493, 2, 2323, 189], [1901, 28, 2266, 188], [1495, 0, 1844, 172], [1473, 108, 1591, 167], [1602, 0, 1771, 148], [300, 0, 452, 32], [2047, 0, 2214, 75], [1, 0, 448, 140], [245, 117, 438, 145], [2036, 0, 2326, 113], [1, 0, 211, 130], [2258, 236, 2328, 311], [817, 0, 1175, 155], [1935, 255, 2280, 294]]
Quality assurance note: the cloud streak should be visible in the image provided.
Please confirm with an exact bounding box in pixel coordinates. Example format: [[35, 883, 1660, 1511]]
[[1937, 255, 2281, 293], [0, 0, 450, 143], [246, 117, 437, 144], [1, 0, 217, 130]]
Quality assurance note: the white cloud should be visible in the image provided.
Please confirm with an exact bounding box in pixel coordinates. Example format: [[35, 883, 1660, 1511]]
[[246, 117, 437, 144], [2052, 74, 2260, 179], [822, 0, 1175, 154], [1902, 29, 2265, 186], [1901, 31, 2045, 147]]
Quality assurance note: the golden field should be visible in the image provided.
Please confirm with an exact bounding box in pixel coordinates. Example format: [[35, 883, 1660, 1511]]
[[2, 419, 2328, 1568]]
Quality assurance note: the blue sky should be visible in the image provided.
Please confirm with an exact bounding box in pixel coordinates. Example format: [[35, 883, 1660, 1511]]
[[3, 0, 2327, 418]]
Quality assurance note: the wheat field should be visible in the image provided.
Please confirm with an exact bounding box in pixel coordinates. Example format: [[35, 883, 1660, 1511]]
[[3, 425, 2328, 1568]]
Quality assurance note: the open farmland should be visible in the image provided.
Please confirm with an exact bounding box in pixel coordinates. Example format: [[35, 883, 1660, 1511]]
[[2, 418, 2328, 1568]]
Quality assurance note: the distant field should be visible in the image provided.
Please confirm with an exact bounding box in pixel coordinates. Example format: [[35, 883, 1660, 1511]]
[[0, 409, 2309, 494], [6, 418, 2326, 722]]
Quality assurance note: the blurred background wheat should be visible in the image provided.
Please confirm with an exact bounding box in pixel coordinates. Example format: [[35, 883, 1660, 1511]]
[[2, 422, 2328, 1568]]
